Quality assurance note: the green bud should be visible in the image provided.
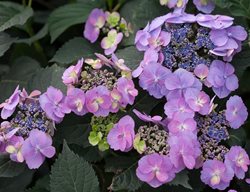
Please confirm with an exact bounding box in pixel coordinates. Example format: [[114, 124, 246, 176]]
[[98, 140, 109, 151], [106, 12, 120, 28], [88, 131, 103, 146], [133, 134, 146, 154]]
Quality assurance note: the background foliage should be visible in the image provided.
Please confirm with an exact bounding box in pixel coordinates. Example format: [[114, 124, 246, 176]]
[[0, 0, 250, 191]]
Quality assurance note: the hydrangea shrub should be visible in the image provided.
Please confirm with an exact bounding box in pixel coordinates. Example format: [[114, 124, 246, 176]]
[[0, 0, 250, 191]]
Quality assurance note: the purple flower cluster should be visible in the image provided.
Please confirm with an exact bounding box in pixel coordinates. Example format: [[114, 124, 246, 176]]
[[134, 6, 247, 99], [84, 9, 132, 55], [129, 1, 250, 190], [0, 87, 56, 169], [62, 55, 138, 117]]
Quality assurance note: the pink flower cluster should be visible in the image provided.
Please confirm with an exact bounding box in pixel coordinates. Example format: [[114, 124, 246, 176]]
[[84, 9, 131, 55], [0, 87, 57, 169], [62, 55, 138, 117]]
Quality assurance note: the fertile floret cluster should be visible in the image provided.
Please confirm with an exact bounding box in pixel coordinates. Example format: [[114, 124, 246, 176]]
[[62, 54, 138, 117]]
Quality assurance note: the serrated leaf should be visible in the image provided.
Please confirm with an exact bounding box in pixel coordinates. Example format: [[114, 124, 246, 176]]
[[116, 46, 143, 70], [50, 141, 99, 192], [0, 154, 26, 178], [0, 1, 33, 32], [168, 170, 193, 190], [55, 124, 91, 147], [27, 64, 66, 93], [0, 32, 17, 57], [16, 24, 48, 46], [48, 2, 102, 42], [120, 0, 167, 31], [0, 56, 41, 102], [50, 37, 101, 66], [111, 163, 143, 191]]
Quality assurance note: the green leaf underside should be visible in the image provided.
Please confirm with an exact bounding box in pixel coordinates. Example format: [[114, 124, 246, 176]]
[[50, 141, 99, 192]]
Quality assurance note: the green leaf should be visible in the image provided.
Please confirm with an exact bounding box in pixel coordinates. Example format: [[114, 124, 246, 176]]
[[228, 128, 247, 146], [50, 141, 100, 192], [0, 56, 41, 102], [168, 170, 193, 190], [55, 124, 91, 147], [0, 32, 17, 57], [16, 24, 48, 46], [215, 0, 250, 19], [105, 156, 138, 173], [26, 175, 50, 192], [232, 46, 250, 79], [0, 154, 26, 178], [116, 46, 143, 70], [0, 1, 33, 32], [70, 144, 104, 163], [27, 64, 66, 93], [50, 37, 101, 66], [0, 169, 34, 192], [111, 163, 143, 191], [48, 2, 102, 42], [120, 0, 167, 31]]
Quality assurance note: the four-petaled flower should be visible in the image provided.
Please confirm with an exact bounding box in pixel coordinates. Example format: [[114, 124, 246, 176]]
[[136, 153, 176, 188], [101, 29, 123, 55], [21, 129, 56, 169], [107, 115, 135, 152]]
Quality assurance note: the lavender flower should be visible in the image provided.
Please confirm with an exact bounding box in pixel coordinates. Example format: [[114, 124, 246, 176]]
[[84, 8, 106, 43], [206, 60, 238, 98], [85, 86, 112, 117], [225, 96, 248, 129], [136, 153, 176, 188], [201, 159, 234, 190], [116, 77, 138, 105], [196, 14, 234, 29], [164, 68, 202, 100], [168, 118, 197, 135], [194, 64, 209, 80], [139, 62, 171, 99], [184, 90, 211, 115], [62, 58, 83, 85], [0, 125, 18, 153], [109, 89, 122, 113], [160, 0, 188, 13], [107, 115, 135, 152], [164, 98, 195, 120], [39, 86, 70, 123], [132, 48, 159, 77], [210, 26, 247, 60], [101, 29, 123, 55], [193, 0, 215, 13], [225, 146, 250, 179], [22, 129, 55, 169], [6, 136, 24, 163], [0, 86, 20, 119], [168, 133, 201, 171], [65, 88, 86, 116]]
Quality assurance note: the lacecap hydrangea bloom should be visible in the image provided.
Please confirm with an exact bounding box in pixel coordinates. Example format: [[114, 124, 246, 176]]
[[84, 9, 132, 55], [0, 87, 57, 169], [62, 55, 138, 117], [131, 0, 249, 190]]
